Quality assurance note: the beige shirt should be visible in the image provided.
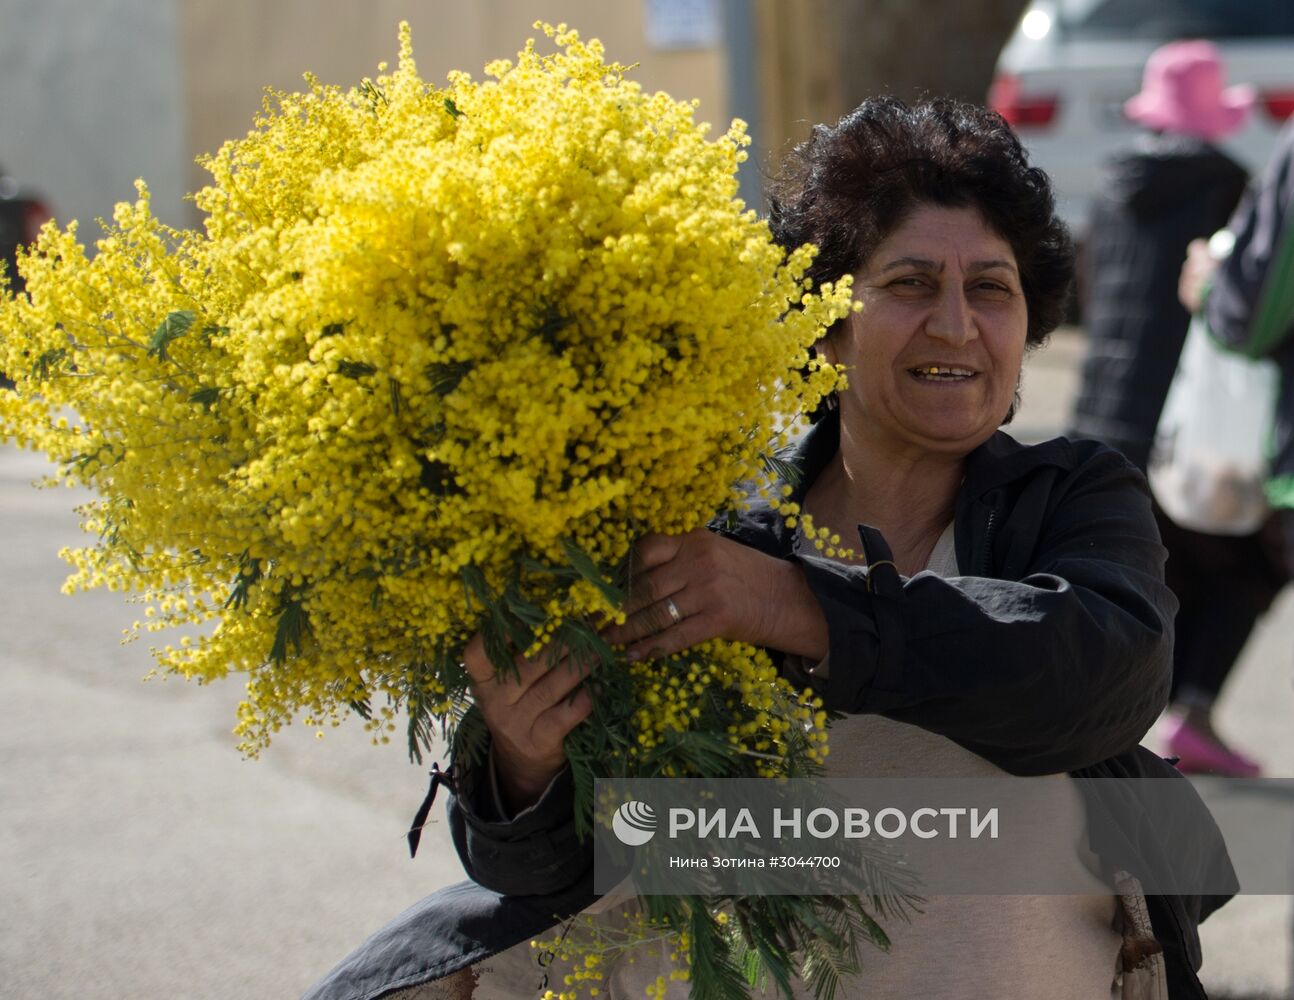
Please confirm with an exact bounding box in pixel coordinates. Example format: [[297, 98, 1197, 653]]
[[782, 525, 1123, 998]]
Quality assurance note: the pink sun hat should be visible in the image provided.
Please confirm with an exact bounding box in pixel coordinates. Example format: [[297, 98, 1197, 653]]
[[1124, 40, 1255, 141]]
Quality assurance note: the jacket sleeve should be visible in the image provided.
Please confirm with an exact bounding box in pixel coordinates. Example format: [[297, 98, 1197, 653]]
[[446, 727, 593, 896], [1206, 120, 1294, 357], [795, 447, 1176, 776]]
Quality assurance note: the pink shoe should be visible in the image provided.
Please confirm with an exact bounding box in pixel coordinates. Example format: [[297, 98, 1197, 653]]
[[1165, 719, 1262, 778]]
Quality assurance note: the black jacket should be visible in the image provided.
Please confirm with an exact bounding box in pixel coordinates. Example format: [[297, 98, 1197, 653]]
[[1070, 135, 1248, 471], [729, 411, 1174, 775], [304, 415, 1232, 1000]]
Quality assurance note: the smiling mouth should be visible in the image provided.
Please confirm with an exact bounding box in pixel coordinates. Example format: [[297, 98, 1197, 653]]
[[908, 365, 978, 382]]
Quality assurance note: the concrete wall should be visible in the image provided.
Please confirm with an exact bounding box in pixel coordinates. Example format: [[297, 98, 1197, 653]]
[[0, 0, 188, 231], [0, 2, 727, 235], [179, 0, 729, 225]]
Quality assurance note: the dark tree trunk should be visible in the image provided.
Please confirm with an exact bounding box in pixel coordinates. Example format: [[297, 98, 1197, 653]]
[[754, 0, 1029, 156], [831, 0, 1031, 106]]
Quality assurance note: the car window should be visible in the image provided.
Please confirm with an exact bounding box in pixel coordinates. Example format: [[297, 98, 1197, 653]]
[[1058, 0, 1294, 39]]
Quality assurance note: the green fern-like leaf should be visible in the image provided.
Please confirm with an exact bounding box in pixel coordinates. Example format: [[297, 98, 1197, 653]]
[[450, 704, 491, 771], [269, 590, 310, 664], [560, 538, 625, 607], [147, 309, 195, 361], [425, 359, 472, 396], [686, 903, 750, 1000], [761, 452, 803, 490], [188, 386, 221, 410]]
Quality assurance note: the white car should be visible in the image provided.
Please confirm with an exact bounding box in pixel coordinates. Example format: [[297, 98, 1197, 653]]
[[991, 0, 1294, 236]]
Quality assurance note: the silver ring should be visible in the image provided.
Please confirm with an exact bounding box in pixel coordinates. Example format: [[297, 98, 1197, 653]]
[[664, 597, 683, 625]]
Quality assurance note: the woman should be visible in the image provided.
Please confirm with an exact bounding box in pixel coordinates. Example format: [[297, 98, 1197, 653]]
[[1068, 39, 1272, 779], [304, 99, 1226, 1000]]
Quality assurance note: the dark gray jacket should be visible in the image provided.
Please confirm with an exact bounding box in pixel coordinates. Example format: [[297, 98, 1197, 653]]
[[305, 415, 1231, 1000], [1070, 135, 1248, 471], [1206, 118, 1294, 505]]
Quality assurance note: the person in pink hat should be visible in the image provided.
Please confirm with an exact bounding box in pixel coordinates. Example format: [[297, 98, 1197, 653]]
[[1123, 39, 1255, 141], [1069, 39, 1273, 778]]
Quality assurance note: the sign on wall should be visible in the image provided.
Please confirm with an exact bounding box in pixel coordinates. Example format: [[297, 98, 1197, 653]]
[[644, 0, 721, 50]]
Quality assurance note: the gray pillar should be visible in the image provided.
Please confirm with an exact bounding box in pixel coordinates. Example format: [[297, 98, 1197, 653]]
[[721, 0, 764, 214]]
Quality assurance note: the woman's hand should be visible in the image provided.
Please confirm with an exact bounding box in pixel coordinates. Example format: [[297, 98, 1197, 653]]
[[465, 530, 825, 812], [1179, 237, 1218, 313], [463, 633, 594, 814], [602, 530, 829, 662]]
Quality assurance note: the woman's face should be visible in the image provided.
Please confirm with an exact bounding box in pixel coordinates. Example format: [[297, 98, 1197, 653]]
[[827, 203, 1028, 459]]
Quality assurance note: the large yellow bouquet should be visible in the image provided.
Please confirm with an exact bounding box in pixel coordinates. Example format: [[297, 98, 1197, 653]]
[[0, 25, 907, 998]]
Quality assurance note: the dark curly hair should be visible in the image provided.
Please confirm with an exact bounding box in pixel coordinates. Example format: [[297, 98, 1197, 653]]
[[768, 97, 1074, 348]]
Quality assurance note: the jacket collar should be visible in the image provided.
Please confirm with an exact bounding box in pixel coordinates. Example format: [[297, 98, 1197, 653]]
[[777, 408, 1078, 505]]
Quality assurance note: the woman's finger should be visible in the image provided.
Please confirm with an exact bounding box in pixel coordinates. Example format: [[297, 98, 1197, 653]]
[[465, 634, 571, 703], [524, 652, 596, 711], [530, 686, 595, 751], [621, 559, 690, 617], [624, 533, 690, 606], [632, 532, 682, 572], [624, 611, 716, 664], [605, 591, 691, 647], [461, 633, 494, 684], [465, 634, 549, 685]]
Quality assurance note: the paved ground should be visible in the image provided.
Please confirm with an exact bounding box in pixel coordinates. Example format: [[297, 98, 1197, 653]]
[[0, 328, 1290, 998], [0, 447, 467, 999]]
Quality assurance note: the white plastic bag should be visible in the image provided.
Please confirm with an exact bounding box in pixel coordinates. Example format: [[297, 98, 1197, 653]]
[[1149, 312, 1278, 535]]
